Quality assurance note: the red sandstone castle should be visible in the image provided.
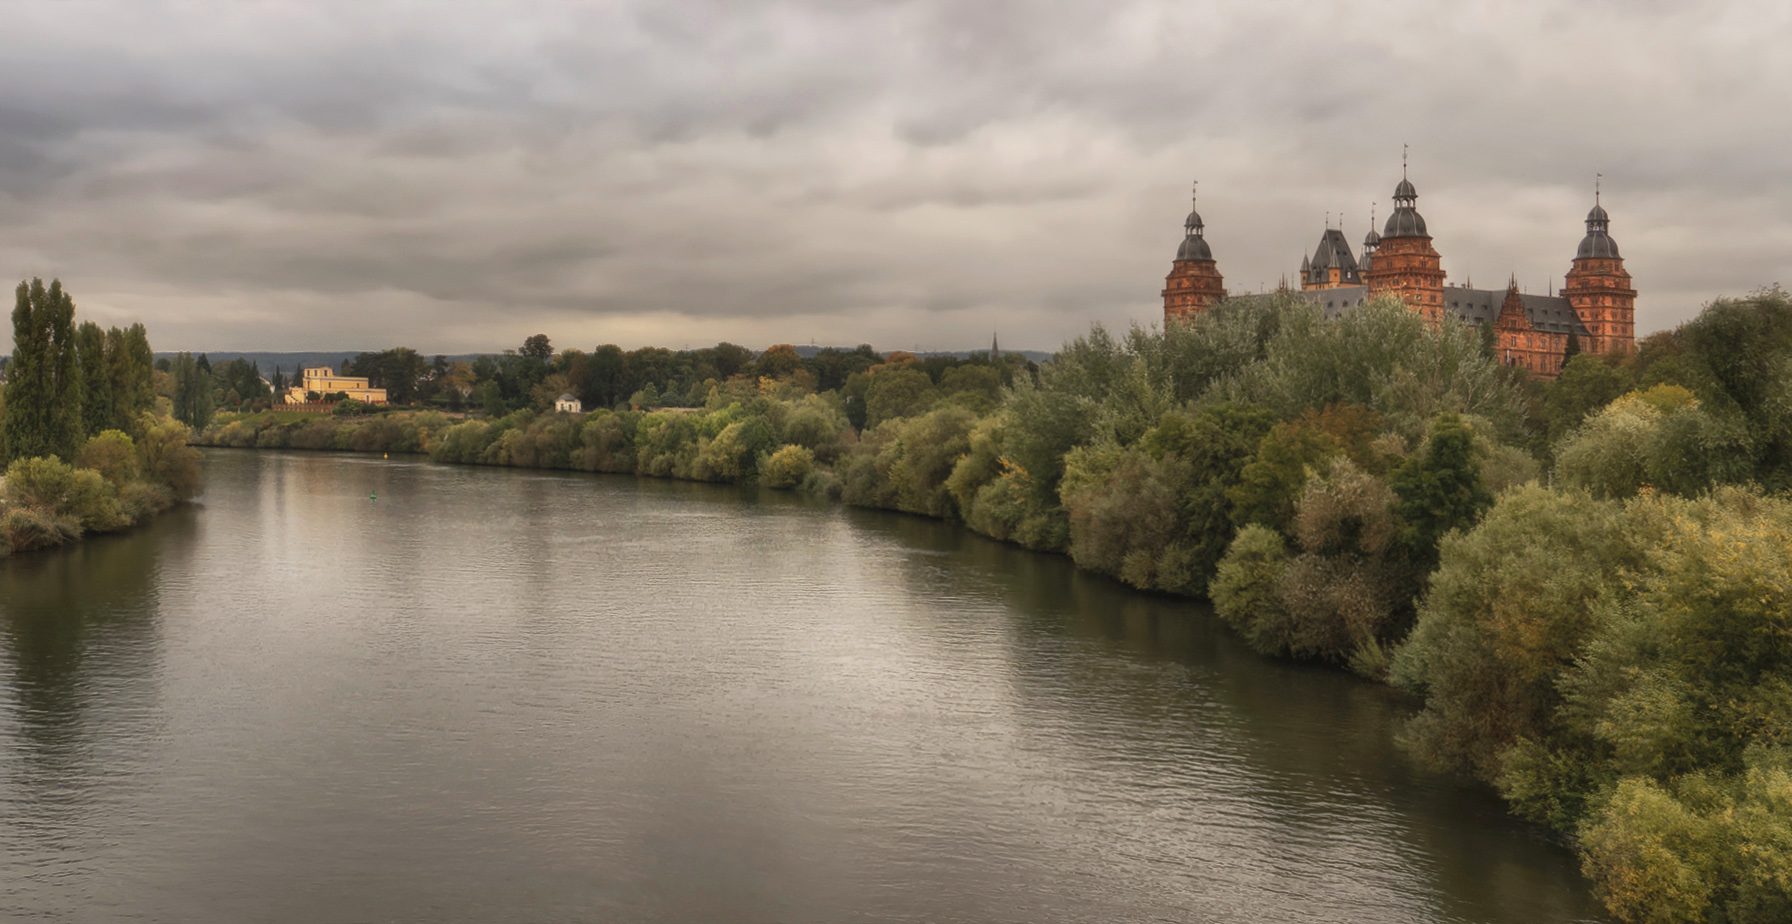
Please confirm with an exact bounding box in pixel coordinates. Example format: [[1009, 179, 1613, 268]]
[[1162, 174, 1635, 378]]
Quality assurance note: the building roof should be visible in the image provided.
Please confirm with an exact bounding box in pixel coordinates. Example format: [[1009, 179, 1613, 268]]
[[1176, 234, 1214, 261], [1237, 285, 1591, 337], [1383, 177, 1428, 238], [557, 393, 578, 402], [1441, 288, 1591, 335], [1307, 229, 1361, 283], [1576, 203, 1621, 259]]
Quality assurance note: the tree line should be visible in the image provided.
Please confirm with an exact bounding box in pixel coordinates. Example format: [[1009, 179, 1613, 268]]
[[193, 286, 1792, 923], [241, 338, 1029, 424], [1, 278, 202, 555]]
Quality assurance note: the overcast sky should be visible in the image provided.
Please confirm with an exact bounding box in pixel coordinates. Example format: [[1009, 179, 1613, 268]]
[[2, 1, 1787, 354]]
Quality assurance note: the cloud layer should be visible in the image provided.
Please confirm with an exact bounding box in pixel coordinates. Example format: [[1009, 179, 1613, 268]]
[[2, 1, 1787, 352]]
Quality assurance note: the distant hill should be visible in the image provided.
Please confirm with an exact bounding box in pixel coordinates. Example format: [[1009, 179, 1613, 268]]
[[155, 346, 1056, 369]]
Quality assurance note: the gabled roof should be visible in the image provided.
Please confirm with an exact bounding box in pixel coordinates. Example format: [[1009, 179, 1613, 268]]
[[1309, 229, 1360, 278], [1441, 288, 1590, 335]]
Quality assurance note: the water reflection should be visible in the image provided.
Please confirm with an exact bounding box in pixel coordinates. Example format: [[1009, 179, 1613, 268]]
[[843, 506, 1600, 923], [0, 451, 1604, 923]]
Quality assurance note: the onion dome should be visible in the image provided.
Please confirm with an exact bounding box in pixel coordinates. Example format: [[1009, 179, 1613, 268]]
[[1576, 202, 1621, 259], [1383, 176, 1428, 237], [1363, 227, 1380, 251]]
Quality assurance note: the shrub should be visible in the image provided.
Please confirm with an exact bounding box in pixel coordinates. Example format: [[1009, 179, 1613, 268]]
[[76, 430, 139, 486], [759, 444, 816, 489], [3, 504, 81, 553], [135, 415, 202, 500], [1210, 525, 1291, 655]]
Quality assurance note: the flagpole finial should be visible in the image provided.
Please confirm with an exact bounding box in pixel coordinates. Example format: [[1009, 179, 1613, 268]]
[[1403, 143, 1409, 178], [1595, 172, 1602, 205]]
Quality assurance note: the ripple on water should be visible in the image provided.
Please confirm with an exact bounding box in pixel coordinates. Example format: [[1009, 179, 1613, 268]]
[[0, 451, 1605, 923]]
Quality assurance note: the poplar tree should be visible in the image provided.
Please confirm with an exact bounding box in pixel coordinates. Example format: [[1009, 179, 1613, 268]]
[[120, 323, 155, 424], [3, 278, 85, 463], [77, 320, 113, 437], [170, 352, 212, 430]]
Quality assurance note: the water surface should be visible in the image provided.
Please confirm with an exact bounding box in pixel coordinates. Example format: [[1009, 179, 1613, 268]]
[[0, 450, 1604, 922]]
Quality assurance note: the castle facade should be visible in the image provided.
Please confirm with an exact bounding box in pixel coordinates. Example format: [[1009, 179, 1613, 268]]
[[1161, 175, 1636, 378]]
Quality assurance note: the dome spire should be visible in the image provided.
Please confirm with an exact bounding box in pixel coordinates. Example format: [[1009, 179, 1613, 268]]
[[1384, 152, 1426, 237], [1576, 179, 1620, 259], [1173, 178, 1213, 262], [1183, 179, 1205, 236]]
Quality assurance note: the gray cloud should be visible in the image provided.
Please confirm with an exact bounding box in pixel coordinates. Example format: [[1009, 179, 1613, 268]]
[[1, 0, 1788, 353]]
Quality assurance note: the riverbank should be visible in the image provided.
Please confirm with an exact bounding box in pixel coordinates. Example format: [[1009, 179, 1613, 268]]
[[192, 291, 1792, 924], [2, 447, 1606, 922], [1, 415, 203, 556]]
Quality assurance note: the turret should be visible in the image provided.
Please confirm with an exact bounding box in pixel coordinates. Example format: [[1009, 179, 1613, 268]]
[[1361, 167, 1446, 322], [1359, 208, 1380, 274], [1162, 182, 1228, 325], [1562, 186, 1636, 354]]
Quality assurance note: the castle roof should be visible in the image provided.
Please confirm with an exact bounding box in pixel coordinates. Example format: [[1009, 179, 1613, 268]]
[[1173, 190, 1214, 262], [1384, 176, 1428, 238], [1240, 286, 1591, 337], [1576, 202, 1621, 259], [1177, 234, 1214, 261], [1309, 229, 1359, 273], [1442, 288, 1591, 335]]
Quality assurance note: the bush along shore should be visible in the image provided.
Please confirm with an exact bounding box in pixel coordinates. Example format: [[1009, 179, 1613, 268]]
[[1, 278, 200, 556], [195, 289, 1792, 923]]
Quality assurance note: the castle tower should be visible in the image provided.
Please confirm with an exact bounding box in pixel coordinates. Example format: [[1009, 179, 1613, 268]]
[[1562, 191, 1636, 354], [1359, 212, 1379, 275], [1301, 227, 1361, 290], [1362, 173, 1446, 323], [1162, 183, 1227, 325]]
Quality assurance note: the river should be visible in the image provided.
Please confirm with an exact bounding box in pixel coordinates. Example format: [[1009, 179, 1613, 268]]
[[0, 449, 1604, 922]]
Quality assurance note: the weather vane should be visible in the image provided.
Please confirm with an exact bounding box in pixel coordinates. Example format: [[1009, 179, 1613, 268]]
[[1403, 143, 1409, 177], [1596, 172, 1602, 204]]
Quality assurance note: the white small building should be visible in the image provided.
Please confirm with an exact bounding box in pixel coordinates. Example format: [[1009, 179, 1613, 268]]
[[554, 393, 582, 414]]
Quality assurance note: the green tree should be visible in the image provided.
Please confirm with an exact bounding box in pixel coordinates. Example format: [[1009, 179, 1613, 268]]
[[1229, 423, 1342, 535], [3, 278, 84, 463], [1545, 354, 1632, 445], [75, 321, 113, 437], [864, 367, 939, 427], [1391, 485, 1642, 781], [753, 344, 805, 380], [109, 323, 155, 429], [378, 347, 428, 405], [170, 353, 213, 430], [520, 334, 553, 362], [1390, 413, 1494, 576]]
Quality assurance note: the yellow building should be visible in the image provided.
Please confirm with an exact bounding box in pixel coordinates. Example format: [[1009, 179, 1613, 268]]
[[285, 366, 388, 405]]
